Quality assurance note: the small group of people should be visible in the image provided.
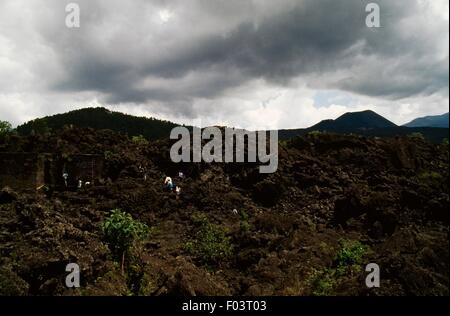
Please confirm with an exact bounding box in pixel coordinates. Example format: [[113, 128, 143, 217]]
[[164, 171, 184, 196], [77, 179, 91, 189], [164, 176, 181, 195], [62, 171, 91, 189]]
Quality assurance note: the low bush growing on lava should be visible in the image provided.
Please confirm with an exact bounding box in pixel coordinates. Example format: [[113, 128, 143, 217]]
[[185, 213, 233, 265], [102, 209, 149, 262], [308, 239, 369, 295]]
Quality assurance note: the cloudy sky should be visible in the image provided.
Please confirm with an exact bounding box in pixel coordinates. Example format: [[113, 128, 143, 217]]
[[0, 0, 448, 129]]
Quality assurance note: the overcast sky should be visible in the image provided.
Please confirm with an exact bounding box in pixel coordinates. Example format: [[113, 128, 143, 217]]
[[0, 0, 448, 129]]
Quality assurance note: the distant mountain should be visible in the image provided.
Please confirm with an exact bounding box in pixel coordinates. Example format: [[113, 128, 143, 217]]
[[403, 113, 449, 128], [16, 107, 183, 140], [279, 110, 448, 143], [309, 110, 397, 131], [15, 107, 449, 144]]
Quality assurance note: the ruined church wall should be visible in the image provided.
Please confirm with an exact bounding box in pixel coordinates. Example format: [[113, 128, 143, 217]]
[[0, 153, 45, 190], [0, 153, 104, 190]]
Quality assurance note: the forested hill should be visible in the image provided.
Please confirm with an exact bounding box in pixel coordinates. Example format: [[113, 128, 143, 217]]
[[16, 107, 183, 140]]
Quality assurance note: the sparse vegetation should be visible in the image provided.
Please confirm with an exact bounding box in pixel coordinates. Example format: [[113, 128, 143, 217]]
[[104, 150, 114, 161], [0, 267, 29, 296], [308, 240, 368, 295], [185, 213, 233, 265], [239, 210, 251, 233], [0, 120, 12, 136], [418, 171, 444, 187], [408, 132, 425, 141], [335, 240, 367, 267], [308, 268, 336, 296], [334, 239, 367, 276], [132, 135, 148, 146], [307, 130, 323, 137], [102, 209, 149, 272], [279, 139, 290, 147], [418, 171, 442, 181]]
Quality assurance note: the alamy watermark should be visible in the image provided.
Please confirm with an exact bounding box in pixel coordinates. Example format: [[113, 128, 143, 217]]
[[65, 2, 380, 29], [65, 263, 80, 288], [365, 263, 380, 288], [64, 261, 380, 289], [366, 3, 381, 28], [65, 3, 80, 28], [170, 125, 278, 174]]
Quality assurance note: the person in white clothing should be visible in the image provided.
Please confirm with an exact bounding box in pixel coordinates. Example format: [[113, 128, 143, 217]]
[[164, 176, 175, 191]]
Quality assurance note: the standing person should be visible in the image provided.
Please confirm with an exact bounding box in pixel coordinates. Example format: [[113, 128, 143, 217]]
[[63, 171, 69, 187], [140, 165, 148, 181]]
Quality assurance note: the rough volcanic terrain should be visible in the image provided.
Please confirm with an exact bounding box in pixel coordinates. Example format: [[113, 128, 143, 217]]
[[0, 127, 448, 296]]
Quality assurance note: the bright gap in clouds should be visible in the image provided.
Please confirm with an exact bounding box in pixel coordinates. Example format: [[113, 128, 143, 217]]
[[158, 9, 174, 23]]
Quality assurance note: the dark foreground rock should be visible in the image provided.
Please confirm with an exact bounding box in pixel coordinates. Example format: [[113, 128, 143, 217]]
[[0, 127, 448, 296]]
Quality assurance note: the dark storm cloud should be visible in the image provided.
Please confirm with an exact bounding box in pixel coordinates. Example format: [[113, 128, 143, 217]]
[[5, 0, 446, 119], [44, 0, 447, 107], [143, 0, 447, 99], [142, 0, 369, 78]]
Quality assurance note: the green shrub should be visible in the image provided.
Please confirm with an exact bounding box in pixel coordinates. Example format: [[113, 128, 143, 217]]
[[418, 171, 444, 187], [185, 213, 233, 265], [0, 120, 12, 136], [279, 140, 290, 147], [239, 210, 251, 232], [308, 240, 368, 295], [240, 220, 251, 233], [335, 239, 367, 267], [132, 135, 148, 145], [418, 171, 442, 181], [307, 130, 322, 137], [104, 150, 114, 161], [308, 268, 336, 296], [240, 210, 249, 221], [102, 209, 149, 262], [408, 132, 425, 141], [0, 267, 29, 296]]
